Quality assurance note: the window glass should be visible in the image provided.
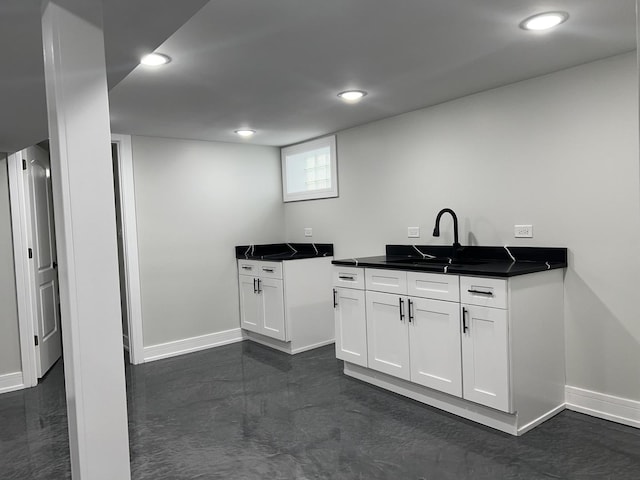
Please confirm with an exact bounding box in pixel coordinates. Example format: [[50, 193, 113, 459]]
[[281, 136, 337, 202]]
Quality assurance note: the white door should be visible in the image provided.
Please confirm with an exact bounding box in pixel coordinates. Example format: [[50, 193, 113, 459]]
[[239, 275, 260, 333], [334, 287, 367, 367], [461, 304, 511, 412], [409, 297, 462, 397], [365, 291, 409, 380], [26, 146, 62, 378], [259, 277, 286, 341]]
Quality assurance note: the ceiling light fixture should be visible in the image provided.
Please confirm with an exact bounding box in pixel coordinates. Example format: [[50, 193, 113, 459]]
[[520, 11, 569, 31], [337, 90, 368, 103], [235, 129, 256, 137], [140, 53, 171, 66]]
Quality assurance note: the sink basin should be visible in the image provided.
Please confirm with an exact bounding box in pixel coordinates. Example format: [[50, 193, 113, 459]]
[[391, 257, 490, 266]]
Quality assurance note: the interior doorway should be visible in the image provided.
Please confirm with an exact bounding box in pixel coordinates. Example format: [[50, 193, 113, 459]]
[[9, 134, 144, 390]]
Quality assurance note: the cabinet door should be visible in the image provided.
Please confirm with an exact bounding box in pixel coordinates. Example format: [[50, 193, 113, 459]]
[[461, 304, 511, 412], [365, 291, 410, 380], [409, 298, 462, 397], [334, 287, 367, 367], [239, 275, 261, 334], [259, 277, 286, 341]]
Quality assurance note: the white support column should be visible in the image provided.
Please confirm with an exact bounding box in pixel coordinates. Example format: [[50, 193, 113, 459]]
[[41, 1, 131, 478]]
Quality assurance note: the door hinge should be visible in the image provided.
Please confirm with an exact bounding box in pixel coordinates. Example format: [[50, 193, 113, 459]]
[[22, 159, 27, 170], [28, 248, 33, 259], [34, 335, 39, 346]]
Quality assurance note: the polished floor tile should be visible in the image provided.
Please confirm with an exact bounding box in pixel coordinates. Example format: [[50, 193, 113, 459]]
[[2, 343, 640, 479]]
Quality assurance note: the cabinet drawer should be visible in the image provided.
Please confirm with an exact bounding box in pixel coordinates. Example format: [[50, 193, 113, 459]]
[[365, 268, 407, 295], [460, 276, 507, 309], [407, 271, 459, 302], [332, 266, 365, 289], [238, 260, 283, 279], [238, 259, 260, 274], [257, 261, 282, 279]]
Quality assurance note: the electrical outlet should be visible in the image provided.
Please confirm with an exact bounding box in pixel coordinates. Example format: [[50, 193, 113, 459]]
[[514, 225, 533, 238], [407, 227, 420, 238], [304, 227, 313, 237]]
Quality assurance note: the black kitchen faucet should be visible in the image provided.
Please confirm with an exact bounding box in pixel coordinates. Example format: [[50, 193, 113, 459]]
[[432, 208, 461, 253]]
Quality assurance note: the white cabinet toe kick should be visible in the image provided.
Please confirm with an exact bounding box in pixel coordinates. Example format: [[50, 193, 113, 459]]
[[333, 266, 566, 435]]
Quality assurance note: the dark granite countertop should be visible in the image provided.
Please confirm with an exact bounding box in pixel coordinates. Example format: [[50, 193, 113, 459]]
[[332, 245, 567, 278], [236, 243, 333, 261]]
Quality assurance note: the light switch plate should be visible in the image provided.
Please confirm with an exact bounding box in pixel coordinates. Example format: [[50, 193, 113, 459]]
[[514, 225, 533, 238], [304, 227, 313, 237], [408, 226, 420, 238]]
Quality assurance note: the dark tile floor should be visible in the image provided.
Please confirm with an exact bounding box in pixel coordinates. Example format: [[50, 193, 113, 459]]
[[1, 342, 640, 479]]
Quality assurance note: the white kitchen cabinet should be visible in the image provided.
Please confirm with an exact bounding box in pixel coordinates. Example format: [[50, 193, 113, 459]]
[[335, 264, 565, 436], [238, 257, 334, 354], [365, 291, 410, 380], [365, 291, 462, 393], [239, 274, 261, 332], [461, 304, 509, 412], [259, 277, 286, 341], [333, 286, 368, 367], [238, 261, 285, 341], [409, 297, 462, 397]]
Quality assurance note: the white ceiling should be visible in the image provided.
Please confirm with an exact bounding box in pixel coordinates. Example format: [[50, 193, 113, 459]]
[[0, 0, 636, 152]]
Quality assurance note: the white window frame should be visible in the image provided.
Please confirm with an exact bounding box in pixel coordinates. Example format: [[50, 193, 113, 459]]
[[281, 135, 338, 202]]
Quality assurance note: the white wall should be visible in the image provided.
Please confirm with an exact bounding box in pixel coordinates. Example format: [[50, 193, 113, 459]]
[[131, 136, 284, 347], [284, 53, 640, 402], [0, 155, 22, 375]]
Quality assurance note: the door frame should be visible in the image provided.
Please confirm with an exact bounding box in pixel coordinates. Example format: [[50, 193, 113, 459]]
[[111, 134, 144, 365], [9, 134, 144, 389]]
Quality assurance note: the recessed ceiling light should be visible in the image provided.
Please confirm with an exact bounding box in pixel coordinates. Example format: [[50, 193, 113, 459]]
[[337, 90, 368, 103], [140, 53, 171, 66], [235, 129, 256, 137], [520, 12, 569, 31]]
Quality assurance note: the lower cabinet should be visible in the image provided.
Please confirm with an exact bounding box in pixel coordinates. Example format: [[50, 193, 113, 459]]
[[239, 274, 286, 341], [409, 297, 462, 397], [333, 265, 566, 435], [365, 291, 410, 379], [461, 304, 509, 412], [238, 257, 334, 354], [365, 291, 462, 396], [333, 287, 368, 367]]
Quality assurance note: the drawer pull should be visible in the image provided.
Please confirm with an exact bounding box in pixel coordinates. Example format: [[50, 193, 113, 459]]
[[468, 289, 493, 297], [333, 289, 337, 308], [241, 266, 252, 270], [262, 268, 275, 273], [339, 275, 355, 281]]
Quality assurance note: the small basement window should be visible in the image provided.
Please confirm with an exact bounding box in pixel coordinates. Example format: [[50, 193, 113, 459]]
[[281, 135, 338, 202]]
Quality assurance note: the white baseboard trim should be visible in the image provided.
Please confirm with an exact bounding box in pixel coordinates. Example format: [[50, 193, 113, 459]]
[[565, 385, 640, 429], [291, 339, 335, 354], [0, 372, 25, 395], [143, 328, 244, 363], [517, 404, 566, 436]]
